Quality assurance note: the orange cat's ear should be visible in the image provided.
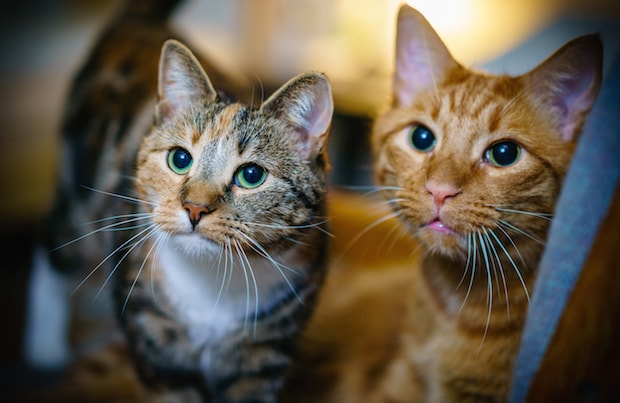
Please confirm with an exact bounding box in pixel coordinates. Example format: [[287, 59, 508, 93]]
[[393, 5, 459, 107], [524, 34, 603, 142], [261, 72, 333, 161], [156, 39, 218, 123]]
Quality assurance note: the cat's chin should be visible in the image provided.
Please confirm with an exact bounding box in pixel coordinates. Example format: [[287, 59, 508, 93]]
[[169, 233, 222, 259], [418, 227, 467, 261]]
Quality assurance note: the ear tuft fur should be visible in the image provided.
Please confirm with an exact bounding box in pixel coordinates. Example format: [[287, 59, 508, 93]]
[[261, 73, 334, 160], [157, 39, 217, 123]]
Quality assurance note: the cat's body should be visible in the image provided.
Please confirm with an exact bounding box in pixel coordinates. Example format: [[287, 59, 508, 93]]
[[26, 1, 333, 401], [283, 5, 602, 402]]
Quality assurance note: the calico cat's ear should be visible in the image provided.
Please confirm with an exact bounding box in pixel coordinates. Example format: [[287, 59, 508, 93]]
[[261, 72, 333, 161], [157, 39, 218, 123], [523, 34, 603, 142], [393, 5, 460, 107]]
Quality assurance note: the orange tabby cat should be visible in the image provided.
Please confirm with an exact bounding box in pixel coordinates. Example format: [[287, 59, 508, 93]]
[[282, 5, 603, 402]]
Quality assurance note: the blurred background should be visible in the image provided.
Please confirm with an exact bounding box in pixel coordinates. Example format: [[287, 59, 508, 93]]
[[0, 0, 619, 398]]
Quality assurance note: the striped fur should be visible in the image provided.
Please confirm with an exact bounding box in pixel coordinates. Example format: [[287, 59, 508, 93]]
[[283, 5, 602, 402], [31, 3, 333, 402]]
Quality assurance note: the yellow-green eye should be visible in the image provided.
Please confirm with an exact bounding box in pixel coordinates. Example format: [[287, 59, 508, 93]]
[[234, 164, 267, 189], [485, 141, 522, 167], [167, 147, 193, 175], [409, 125, 436, 152]]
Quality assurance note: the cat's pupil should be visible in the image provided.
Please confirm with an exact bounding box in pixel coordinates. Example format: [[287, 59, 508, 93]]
[[235, 164, 267, 189], [486, 141, 521, 167], [409, 125, 436, 152], [168, 147, 193, 174]]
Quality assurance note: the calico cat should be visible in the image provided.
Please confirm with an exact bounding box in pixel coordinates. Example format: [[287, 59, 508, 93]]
[[282, 5, 602, 403], [26, 1, 333, 402]]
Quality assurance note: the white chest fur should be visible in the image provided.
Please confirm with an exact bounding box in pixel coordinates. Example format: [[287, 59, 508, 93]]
[[157, 234, 297, 346]]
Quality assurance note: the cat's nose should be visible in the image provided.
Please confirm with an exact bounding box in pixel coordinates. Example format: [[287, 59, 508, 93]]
[[425, 181, 460, 209], [182, 201, 213, 229]]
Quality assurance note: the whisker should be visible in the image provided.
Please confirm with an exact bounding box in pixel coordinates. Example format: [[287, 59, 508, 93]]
[[333, 185, 404, 196], [150, 231, 169, 301], [342, 210, 402, 255], [456, 233, 472, 290], [483, 227, 510, 319], [51, 215, 153, 252], [81, 185, 157, 206], [79, 212, 154, 227], [488, 228, 531, 303], [495, 225, 527, 270], [498, 220, 546, 245], [244, 220, 334, 238], [477, 231, 492, 351], [122, 227, 163, 313], [233, 239, 254, 334], [96, 224, 159, 301], [234, 230, 304, 305], [459, 232, 477, 314], [498, 79, 542, 119], [71, 224, 156, 295], [235, 239, 259, 338], [491, 206, 553, 221], [235, 230, 300, 277]]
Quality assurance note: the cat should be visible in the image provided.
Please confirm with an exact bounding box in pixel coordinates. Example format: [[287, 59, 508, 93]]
[[281, 4, 603, 403], [25, 1, 334, 402]]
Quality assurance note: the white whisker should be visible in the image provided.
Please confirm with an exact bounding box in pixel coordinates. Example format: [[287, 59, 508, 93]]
[[95, 224, 159, 301], [233, 239, 253, 333], [234, 230, 304, 304], [489, 228, 531, 303], [343, 210, 402, 254], [51, 215, 153, 252], [477, 231, 492, 351], [244, 220, 333, 238], [122, 227, 164, 313], [483, 227, 510, 320], [498, 220, 545, 245], [81, 185, 157, 206], [491, 206, 553, 221], [459, 232, 477, 314], [71, 224, 156, 295]]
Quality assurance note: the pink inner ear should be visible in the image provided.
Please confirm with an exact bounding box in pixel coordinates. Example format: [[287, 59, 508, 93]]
[[393, 7, 458, 107], [554, 71, 599, 142]]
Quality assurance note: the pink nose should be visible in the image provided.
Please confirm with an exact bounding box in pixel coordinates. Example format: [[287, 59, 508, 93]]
[[183, 201, 212, 228], [425, 181, 459, 209]]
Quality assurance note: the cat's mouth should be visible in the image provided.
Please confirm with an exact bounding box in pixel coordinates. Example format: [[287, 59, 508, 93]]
[[426, 218, 456, 235]]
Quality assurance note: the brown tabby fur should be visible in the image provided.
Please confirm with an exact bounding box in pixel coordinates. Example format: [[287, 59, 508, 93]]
[[28, 1, 334, 402], [282, 5, 603, 402]]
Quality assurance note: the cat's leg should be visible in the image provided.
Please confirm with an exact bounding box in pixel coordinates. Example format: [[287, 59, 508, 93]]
[[24, 245, 72, 368]]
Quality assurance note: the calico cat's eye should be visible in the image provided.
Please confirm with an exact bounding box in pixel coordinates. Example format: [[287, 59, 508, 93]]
[[167, 147, 193, 175], [485, 141, 522, 167], [409, 125, 436, 152], [234, 164, 268, 189]]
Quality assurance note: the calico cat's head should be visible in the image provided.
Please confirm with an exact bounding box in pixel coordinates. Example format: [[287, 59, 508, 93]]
[[373, 5, 602, 264], [135, 40, 333, 257]]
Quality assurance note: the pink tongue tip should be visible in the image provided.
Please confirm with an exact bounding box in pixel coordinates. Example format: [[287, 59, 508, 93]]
[[428, 219, 452, 234]]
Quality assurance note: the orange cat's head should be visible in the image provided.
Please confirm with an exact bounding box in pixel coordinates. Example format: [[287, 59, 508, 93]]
[[373, 6, 602, 268]]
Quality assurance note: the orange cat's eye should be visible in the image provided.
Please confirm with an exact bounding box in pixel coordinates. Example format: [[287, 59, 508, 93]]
[[409, 125, 436, 152], [485, 141, 522, 167]]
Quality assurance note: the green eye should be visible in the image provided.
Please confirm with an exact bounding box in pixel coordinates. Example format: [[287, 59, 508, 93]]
[[485, 141, 522, 167], [409, 125, 436, 152], [234, 164, 267, 189], [167, 147, 193, 174]]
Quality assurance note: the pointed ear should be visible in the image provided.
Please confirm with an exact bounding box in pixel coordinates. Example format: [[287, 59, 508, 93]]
[[393, 5, 460, 107], [524, 34, 603, 142], [261, 72, 333, 161], [156, 39, 217, 123]]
